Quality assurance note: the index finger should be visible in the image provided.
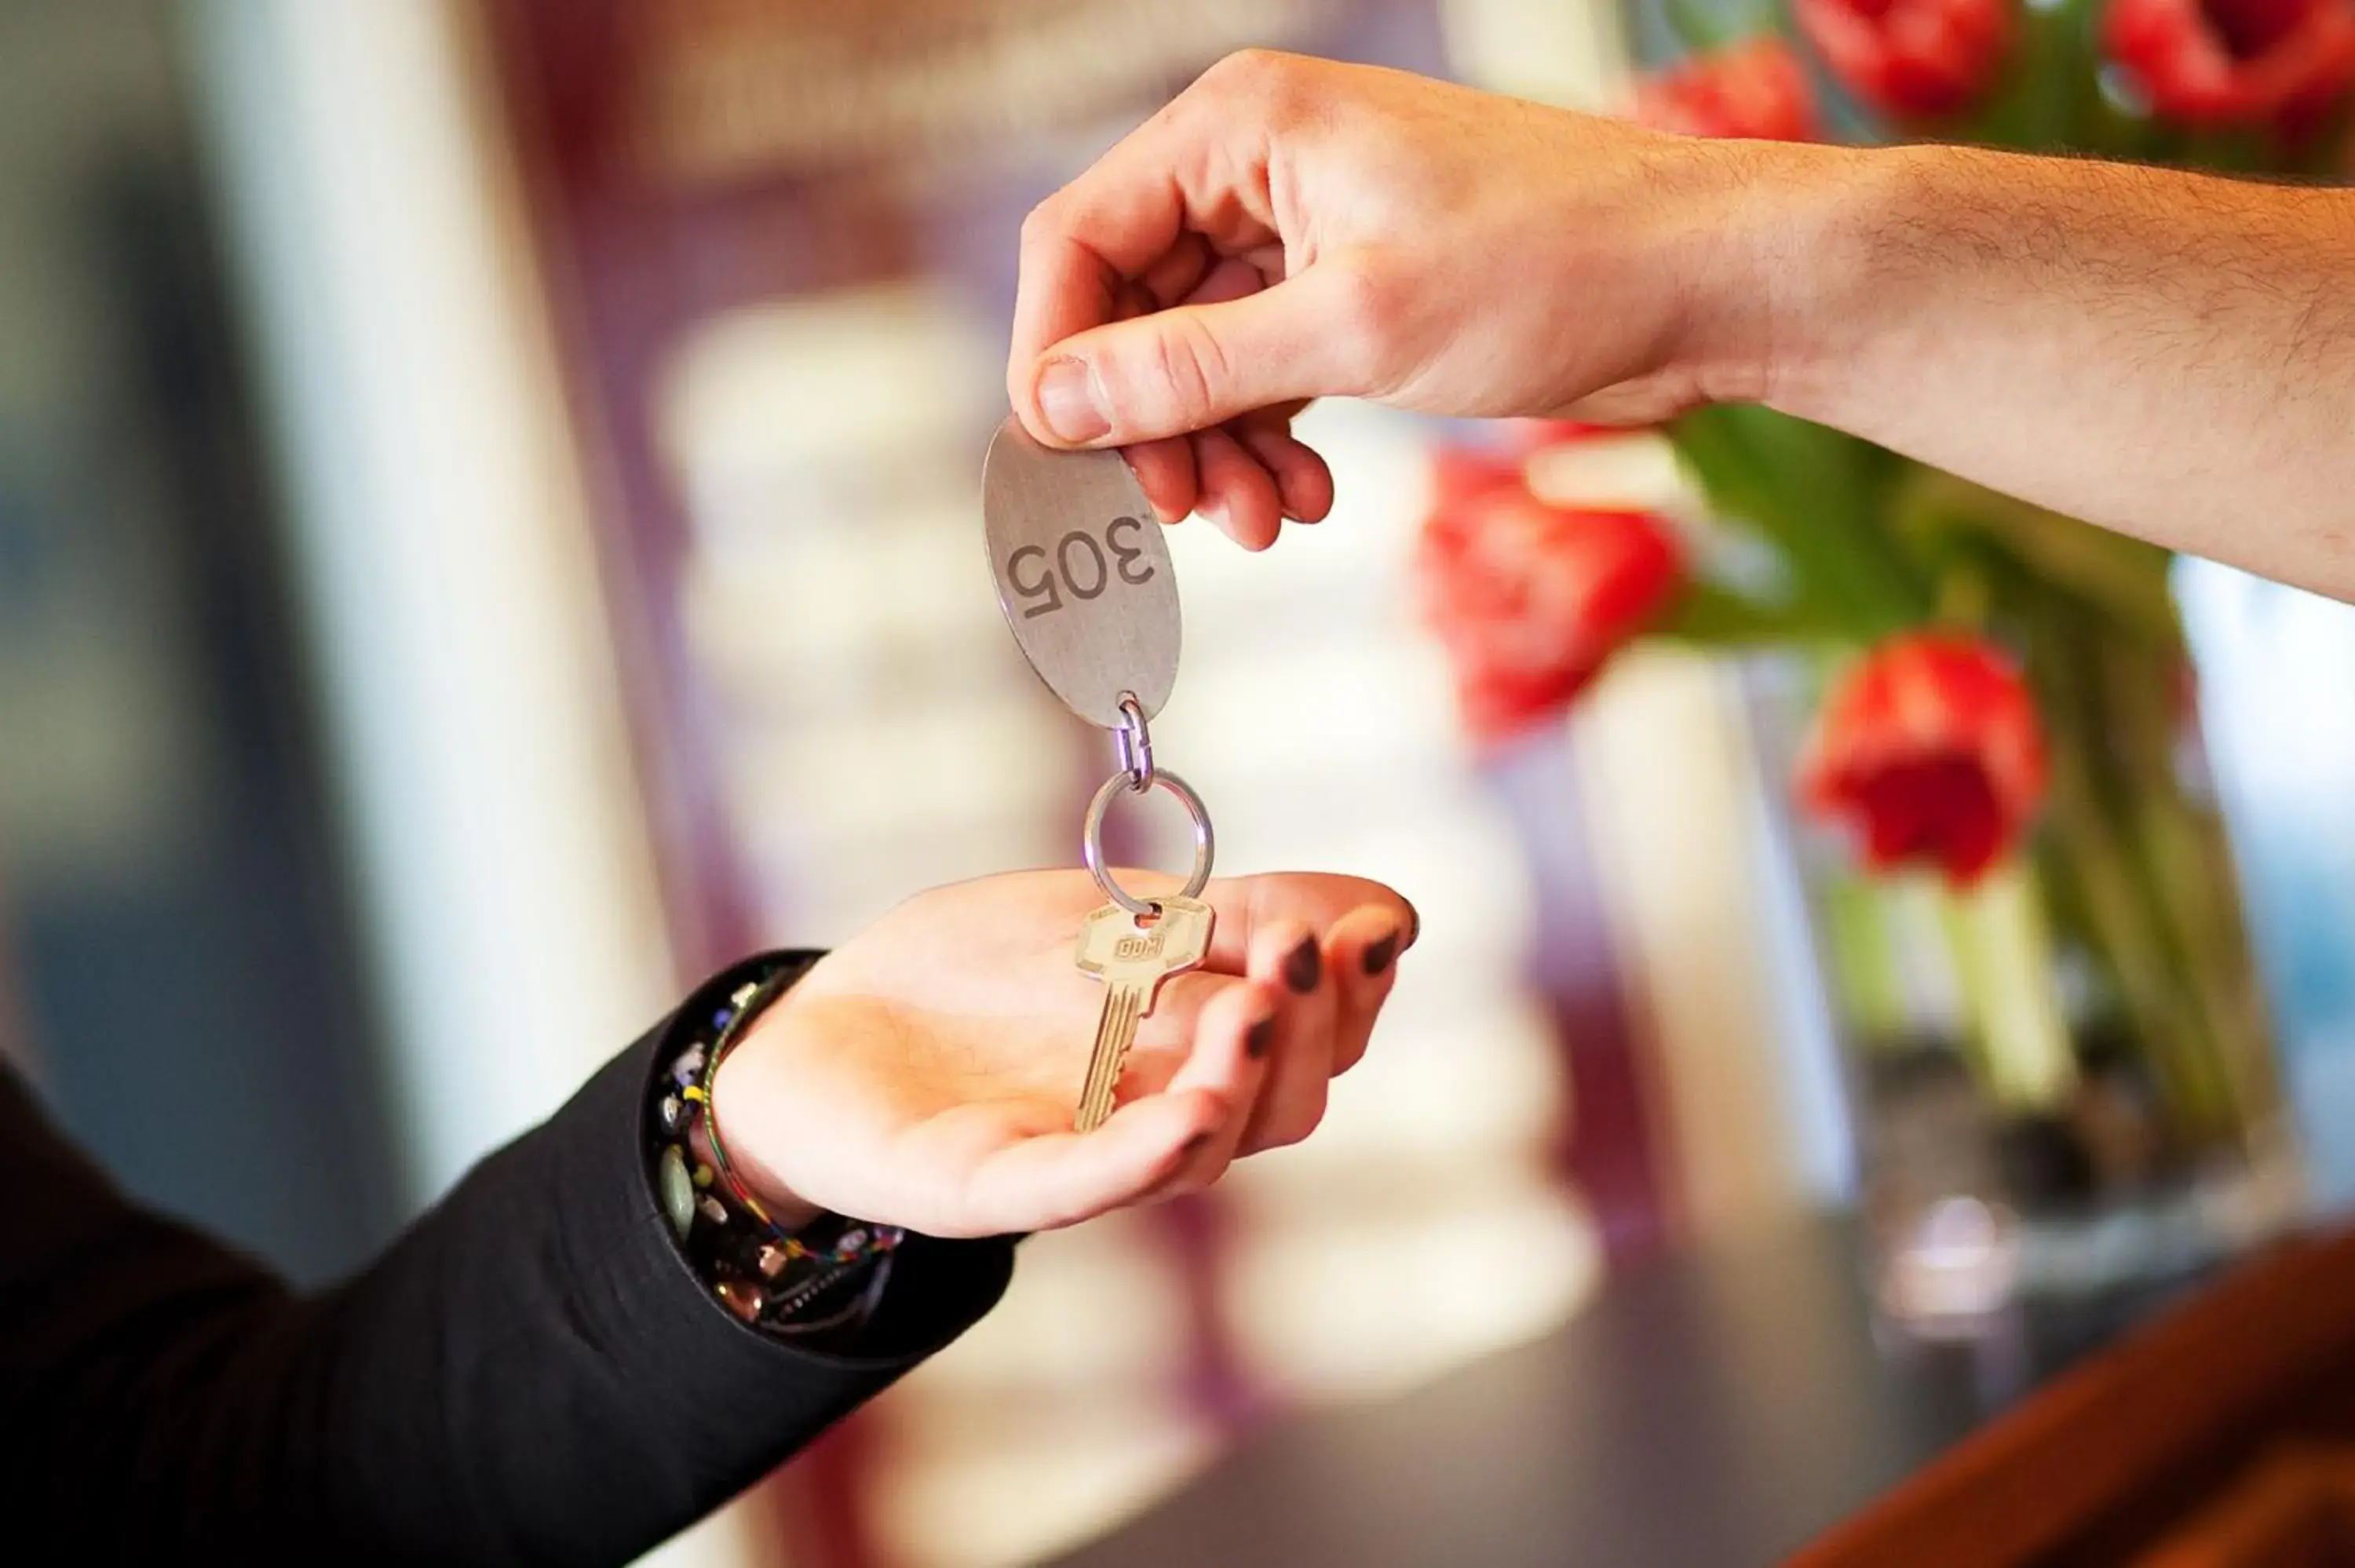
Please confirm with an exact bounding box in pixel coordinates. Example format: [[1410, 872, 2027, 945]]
[[1197, 873, 1414, 975], [1006, 70, 1285, 402], [1089, 870, 1408, 972]]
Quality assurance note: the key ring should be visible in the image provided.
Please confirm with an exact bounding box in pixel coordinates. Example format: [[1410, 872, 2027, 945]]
[[1082, 768, 1214, 917]]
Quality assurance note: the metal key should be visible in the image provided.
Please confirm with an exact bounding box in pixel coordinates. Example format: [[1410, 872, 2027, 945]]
[[1072, 895, 1217, 1132]]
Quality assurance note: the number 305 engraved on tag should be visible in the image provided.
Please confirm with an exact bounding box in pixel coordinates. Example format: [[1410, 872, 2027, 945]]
[[982, 416, 1181, 728], [1006, 516, 1157, 619]]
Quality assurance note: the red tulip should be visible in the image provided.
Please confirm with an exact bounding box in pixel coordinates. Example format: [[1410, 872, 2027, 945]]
[[1428, 447, 1528, 512], [1416, 452, 1685, 745], [2103, 0, 2355, 130], [1798, 633, 2048, 885], [1634, 41, 1822, 141], [1795, 0, 2015, 120], [1510, 419, 1619, 453]]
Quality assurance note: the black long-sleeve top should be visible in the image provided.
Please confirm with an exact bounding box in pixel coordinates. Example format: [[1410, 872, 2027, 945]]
[[0, 956, 1018, 1565]]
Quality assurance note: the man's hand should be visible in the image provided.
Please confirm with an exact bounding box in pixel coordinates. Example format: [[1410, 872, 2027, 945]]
[[710, 870, 1412, 1238], [1008, 50, 1780, 550], [1014, 50, 2355, 601]]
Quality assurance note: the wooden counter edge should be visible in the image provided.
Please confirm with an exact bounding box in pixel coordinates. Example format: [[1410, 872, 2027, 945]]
[[1790, 1228, 2355, 1568]]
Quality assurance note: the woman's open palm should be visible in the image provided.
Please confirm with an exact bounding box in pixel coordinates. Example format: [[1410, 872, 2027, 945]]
[[713, 870, 1412, 1238]]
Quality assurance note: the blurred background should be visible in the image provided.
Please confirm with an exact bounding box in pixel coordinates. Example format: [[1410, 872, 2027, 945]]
[[6, 2, 2355, 1566]]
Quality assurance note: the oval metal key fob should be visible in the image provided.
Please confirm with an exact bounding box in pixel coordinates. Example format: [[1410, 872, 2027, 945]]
[[981, 415, 1180, 727]]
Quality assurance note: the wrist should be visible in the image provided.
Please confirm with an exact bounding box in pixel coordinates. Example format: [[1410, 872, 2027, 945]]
[[1744, 140, 1950, 425], [648, 953, 906, 1338], [690, 1096, 825, 1233], [707, 1047, 827, 1234], [1642, 137, 1798, 409]]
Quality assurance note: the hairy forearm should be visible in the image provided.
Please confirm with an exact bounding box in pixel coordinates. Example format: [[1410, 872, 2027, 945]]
[[1750, 142, 2355, 600]]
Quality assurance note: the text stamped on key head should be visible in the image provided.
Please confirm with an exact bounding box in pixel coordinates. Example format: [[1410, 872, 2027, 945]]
[[982, 415, 1180, 728], [1075, 898, 1214, 978]]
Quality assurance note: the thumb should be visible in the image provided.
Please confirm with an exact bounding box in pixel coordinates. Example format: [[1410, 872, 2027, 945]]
[[1018, 268, 1370, 448]]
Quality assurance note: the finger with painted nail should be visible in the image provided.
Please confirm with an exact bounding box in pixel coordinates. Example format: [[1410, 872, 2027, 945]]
[[1324, 903, 1411, 1077], [1235, 919, 1340, 1154], [1145, 974, 1286, 1199]]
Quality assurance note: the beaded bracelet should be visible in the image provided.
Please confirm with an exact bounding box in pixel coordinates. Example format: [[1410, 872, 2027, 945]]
[[648, 956, 904, 1337]]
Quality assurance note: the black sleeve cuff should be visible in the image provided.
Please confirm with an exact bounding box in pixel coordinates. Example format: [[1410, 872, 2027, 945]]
[[565, 953, 1017, 1383], [329, 954, 1018, 1565], [615, 950, 1017, 1368]]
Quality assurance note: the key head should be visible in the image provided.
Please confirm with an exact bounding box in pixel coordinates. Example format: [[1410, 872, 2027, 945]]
[[1140, 895, 1214, 972], [1074, 895, 1216, 982]]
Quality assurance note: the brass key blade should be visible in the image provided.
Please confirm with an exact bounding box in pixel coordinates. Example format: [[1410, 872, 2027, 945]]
[[1072, 896, 1214, 1132]]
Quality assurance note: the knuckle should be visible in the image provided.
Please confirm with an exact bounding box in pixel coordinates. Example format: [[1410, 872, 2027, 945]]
[[1139, 313, 1226, 426], [1018, 198, 1061, 248], [1203, 47, 1283, 97], [1200, 49, 1316, 124]]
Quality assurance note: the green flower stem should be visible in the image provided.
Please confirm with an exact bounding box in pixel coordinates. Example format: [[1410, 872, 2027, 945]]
[[1893, 474, 2178, 646], [2137, 791, 2271, 1144], [1972, 0, 2094, 150], [2035, 742, 2229, 1134], [1670, 407, 1928, 636], [1659, 0, 1754, 54], [2021, 582, 2258, 1150], [1652, 579, 1827, 646], [2108, 672, 2275, 1150], [1823, 873, 1909, 1043], [1942, 862, 2078, 1109]]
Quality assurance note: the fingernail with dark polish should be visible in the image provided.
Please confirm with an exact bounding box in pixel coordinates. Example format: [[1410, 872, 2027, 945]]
[[1283, 937, 1322, 994], [1362, 930, 1400, 977], [1246, 1014, 1277, 1059], [1404, 901, 1421, 949]]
